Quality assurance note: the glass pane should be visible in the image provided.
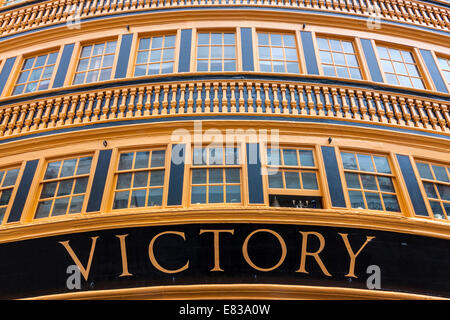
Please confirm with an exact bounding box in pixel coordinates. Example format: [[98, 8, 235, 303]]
[[0, 189, 12, 206], [268, 170, 283, 188], [299, 150, 314, 166], [225, 148, 239, 165], [0, 207, 5, 223], [259, 47, 270, 60], [423, 182, 438, 198], [149, 170, 164, 186], [52, 197, 69, 216], [57, 179, 74, 196], [270, 33, 282, 46], [69, 195, 84, 214], [284, 171, 300, 189], [320, 51, 332, 64], [76, 157, 92, 175], [302, 172, 318, 190], [437, 184, 450, 201], [349, 190, 365, 209], [135, 152, 150, 169], [366, 192, 383, 210], [2, 169, 19, 187], [73, 177, 88, 194], [113, 191, 129, 209], [317, 38, 329, 50], [377, 176, 395, 192], [198, 33, 209, 45], [258, 33, 269, 45], [209, 185, 223, 203], [286, 62, 299, 74], [373, 156, 391, 174], [130, 189, 146, 208], [60, 159, 77, 177], [341, 153, 357, 170], [45, 161, 61, 179], [116, 173, 132, 189], [99, 69, 112, 81], [192, 169, 207, 184], [267, 148, 280, 166], [430, 201, 445, 219], [148, 188, 163, 206], [139, 38, 150, 50], [432, 165, 449, 182], [282, 149, 298, 166], [226, 185, 241, 203], [208, 148, 223, 165], [191, 186, 206, 204], [210, 60, 222, 72], [225, 168, 240, 183], [357, 154, 375, 172], [360, 174, 378, 191], [209, 168, 223, 184], [41, 182, 58, 199], [345, 172, 361, 189], [118, 153, 134, 170], [382, 194, 400, 212], [133, 171, 149, 188], [416, 162, 433, 179], [35, 200, 53, 219], [151, 150, 165, 167]]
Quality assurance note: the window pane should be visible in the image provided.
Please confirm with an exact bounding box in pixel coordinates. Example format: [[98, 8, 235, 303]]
[[57, 179, 74, 196], [366, 192, 383, 210], [148, 188, 163, 206], [357, 154, 375, 172], [41, 182, 57, 199], [341, 153, 357, 170], [268, 171, 283, 188], [35, 200, 52, 219], [373, 156, 391, 174], [377, 176, 395, 192], [192, 169, 207, 184], [226, 185, 241, 203], [76, 157, 92, 175], [133, 171, 149, 188], [209, 185, 223, 203], [118, 153, 134, 170], [2, 169, 19, 187], [60, 159, 77, 177], [430, 201, 445, 219], [302, 172, 318, 190], [69, 195, 84, 214], [285, 171, 300, 189], [52, 197, 69, 216], [225, 168, 240, 183], [209, 168, 223, 184], [345, 172, 360, 189], [116, 173, 132, 189], [191, 186, 206, 204], [135, 152, 150, 169], [130, 189, 146, 208], [360, 174, 378, 190], [432, 165, 449, 182], [437, 184, 450, 201], [73, 177, 88, 194], [349, 190, 365, 209], [149, 170, 164, 186], [423, 182, 438, 198], [382, 194, 400, 212], [113, 191, 129, 209], [283, 149, 298, 166], [151, 150, 165, 168], [416, 162, 433, 179], [45, 161, 61, 179], [299, 150, 315, 167], [0, 189, 12, 206]]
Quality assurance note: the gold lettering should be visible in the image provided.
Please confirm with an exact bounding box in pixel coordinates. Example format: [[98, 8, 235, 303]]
[[116, 234, 133, 277], [242, 229, 287, 272], [296, 231, 331, 277], [339, 233, 375, 278], [59, 236, 99, 281], [148, 231, 189, 274], [199, 229, 234, 272]]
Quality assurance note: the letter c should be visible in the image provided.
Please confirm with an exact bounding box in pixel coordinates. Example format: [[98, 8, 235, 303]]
[[149, 231, 189, 274]]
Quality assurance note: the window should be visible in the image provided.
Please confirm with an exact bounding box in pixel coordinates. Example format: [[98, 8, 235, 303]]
[[266, 147, 321, 208], [436, 56, 450, 86], [190, 146, 242, 204], [73, 40, 117, 85], [341, 152, 400, 212], [196, 32, 236, 72], [415, 161, 449, 220], [257, 32, 299, 73], [113, 149, 166, 209], [317, 37, 362, 80], [34, 156, 93, 219], [376, 46, 425, 89], [0, 167, 20, 224], [12, 51, 58, 95], [1, 0, 24, 7], [134, 35, 176, 76]]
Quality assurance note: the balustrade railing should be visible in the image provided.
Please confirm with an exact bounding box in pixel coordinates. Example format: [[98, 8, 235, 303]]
[[0, 0, 449, 39], [0, 79, 448, 139]]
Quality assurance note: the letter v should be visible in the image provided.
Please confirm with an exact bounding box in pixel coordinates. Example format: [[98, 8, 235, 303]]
[[59, 237, 99, 281]]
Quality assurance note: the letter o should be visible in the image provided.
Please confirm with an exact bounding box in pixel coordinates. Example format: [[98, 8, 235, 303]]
[[242, 229, 287, 272]]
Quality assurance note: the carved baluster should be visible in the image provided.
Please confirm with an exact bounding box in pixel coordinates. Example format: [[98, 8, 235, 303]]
[[347, 90, 360, 120], [373, 93, 387, 123], [255, 83, 263, 113], [6, 106, 21, 135], [432, 103, 447, 132], [280, 84, 289, 115], [14, 105, 28, 134], [389, 96, 405, 126], [49, 98, 63, 127], [364, 92, 377, 122], [134, 87, 144, 117], [126, 88, 136, 117], [178, 85, 186, 114], [297, 85, 306, 115], [230, 82, 237, 113], [246, 83, 254, 113], [263, 83, 271, 114], [271, 83, 280, 114], [322, 87, 332, 117], [289, 84, 298, 115], [82, 93, 95, 122], [170, 84, 178, 115], [109, 90, 121, 119], [74, 94, 87, 124], [423, 101, 438, 131], [0, 108, 10, 136], [186, 84, 194, 114], [25, 103, 37, 132], [144, 86, 152, 116], [238, 83, 245, 113], [212, 82, 219, 113], [381, 94, 394, 124], [407, 98, 422, 128], [304, 86, 316, 116], [38, 99, 53, 129], [221, 82, 228, 113], [32, 101, 45, 130], [161, 85, 169, 115], [415, 100, 430, 129], [330, 88, 342, 118], [314, 86, 324, 116], [195, 83, 202, 113]]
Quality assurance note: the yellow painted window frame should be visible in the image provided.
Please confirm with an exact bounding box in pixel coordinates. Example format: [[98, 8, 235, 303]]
[[30, 153, 97, 221], [263, 145, 322, 198], [109, 146, 170, 212], [372, 41, 433, 90], [413, 159, 450, 221], [187, 143, 245, 207], [193, 28, 239, 73], [336, 149, 403, 214], [0, 163, 23, 225], [70, 36, 120, 87], [132, 31, 178, 78], [254, 29, 301, 74], [433, 52, 450, 92], [313, 33, 367, 81], [4, 46, 63, 97]]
